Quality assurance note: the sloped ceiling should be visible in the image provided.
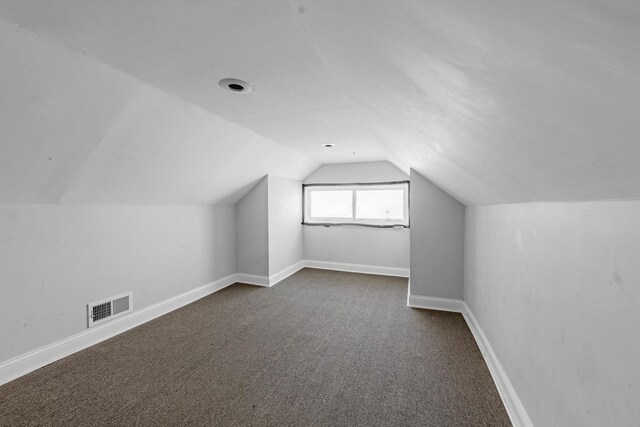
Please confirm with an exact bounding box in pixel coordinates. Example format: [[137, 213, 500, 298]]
[[1, 1, 639, 205], [0, 18, 318, 205]]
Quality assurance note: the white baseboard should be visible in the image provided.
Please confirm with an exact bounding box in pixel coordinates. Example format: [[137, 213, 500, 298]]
[[235, 260, 306, 288], [269, 260, 306, 286], [0, 274, 237, 386], [407, 294, 464, 312], [1, 261, 307, 385], [238, 259, 407, 288], [234, 273, 270, 287], [304, 259, 409, 278], [407, 296, 532, 426], [462, 303, 533, 427]]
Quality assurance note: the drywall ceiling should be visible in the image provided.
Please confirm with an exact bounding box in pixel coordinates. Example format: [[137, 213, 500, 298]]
[[0, 18, 317, 205], [1, 1, 639, 205]]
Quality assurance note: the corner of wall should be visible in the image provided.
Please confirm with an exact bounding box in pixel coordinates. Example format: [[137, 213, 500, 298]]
[[409, 169, 465, 301], [267, 174, 304, 277], [235, 176, 269, 277]]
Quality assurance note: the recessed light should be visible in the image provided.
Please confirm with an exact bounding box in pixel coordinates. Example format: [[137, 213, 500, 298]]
[[322, 144, 336, 148], [219, 78, 253, 94]]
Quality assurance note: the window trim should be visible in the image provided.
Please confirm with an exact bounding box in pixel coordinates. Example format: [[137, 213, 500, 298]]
[[302, 180, 410, 228]]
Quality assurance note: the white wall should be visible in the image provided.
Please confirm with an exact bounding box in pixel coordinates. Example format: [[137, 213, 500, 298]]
[[236, 177, 269, 276], [464, 201, 640, 426], [304, 227, 409, 269], [304, 161, 409, 184], [268, 175, 303, 275], [303, 161, 410, 270], [410, 169, 465, 299], [0, 204, 236, 364]]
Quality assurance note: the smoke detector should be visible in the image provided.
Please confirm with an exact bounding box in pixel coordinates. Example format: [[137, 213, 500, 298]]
[[219, 78, 253, 94]]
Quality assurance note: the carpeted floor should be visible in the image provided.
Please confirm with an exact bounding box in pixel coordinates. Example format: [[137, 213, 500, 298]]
[[0, 268, 510, 426]]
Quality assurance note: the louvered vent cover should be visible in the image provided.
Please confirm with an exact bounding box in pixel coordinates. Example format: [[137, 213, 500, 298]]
[[92, 302, 111, 322], [87, 292, 133, 328]]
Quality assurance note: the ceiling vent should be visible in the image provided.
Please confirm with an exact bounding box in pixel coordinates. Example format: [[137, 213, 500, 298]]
[[87, 292, 133, 328], [218, 78, 253, 94]]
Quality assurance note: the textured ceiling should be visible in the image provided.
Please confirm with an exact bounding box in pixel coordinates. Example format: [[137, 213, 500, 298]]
[[1, 1, 639, 205]]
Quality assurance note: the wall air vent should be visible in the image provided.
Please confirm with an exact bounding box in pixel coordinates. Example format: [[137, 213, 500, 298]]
[[87, 292, 133, 328]]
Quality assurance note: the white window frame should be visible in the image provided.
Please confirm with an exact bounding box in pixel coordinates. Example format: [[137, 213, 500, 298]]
[[302, 181, 410, 228]]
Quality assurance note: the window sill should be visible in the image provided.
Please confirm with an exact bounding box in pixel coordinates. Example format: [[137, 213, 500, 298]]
[[302, 222, 409, 229]]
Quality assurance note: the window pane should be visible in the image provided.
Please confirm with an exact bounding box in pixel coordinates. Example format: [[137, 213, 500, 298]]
[[356, 190, 404, 220], [310, 190, 353, 218]]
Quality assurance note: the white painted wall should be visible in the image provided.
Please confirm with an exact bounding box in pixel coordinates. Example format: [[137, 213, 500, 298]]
[[304, 161, 409, 184], [236, 177, 269, 277], [268, 175, 303, 275], [464, 201, 640, 426], [410, 169, 465, 299], [303, 162, 410, 270], [0, 204, 236, 364], [304, 226, 409, 269]]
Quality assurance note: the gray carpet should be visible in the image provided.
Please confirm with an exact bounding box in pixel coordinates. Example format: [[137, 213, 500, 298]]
[[0, 268, 511, 426]]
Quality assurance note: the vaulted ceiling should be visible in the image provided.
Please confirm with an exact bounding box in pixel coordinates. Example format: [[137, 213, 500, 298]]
[[1, 1, 639, 205]]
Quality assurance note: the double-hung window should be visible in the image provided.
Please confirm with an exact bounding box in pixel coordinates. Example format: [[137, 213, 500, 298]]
[[303, 181, 409, 228]]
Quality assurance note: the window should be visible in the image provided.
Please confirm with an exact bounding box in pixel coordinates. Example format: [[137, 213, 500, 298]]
[[303, 181, 409, 227]]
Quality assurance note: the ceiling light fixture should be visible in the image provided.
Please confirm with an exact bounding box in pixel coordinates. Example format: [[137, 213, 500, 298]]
[[322, 144, 336, 148], [218, 78, 253, 94]]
